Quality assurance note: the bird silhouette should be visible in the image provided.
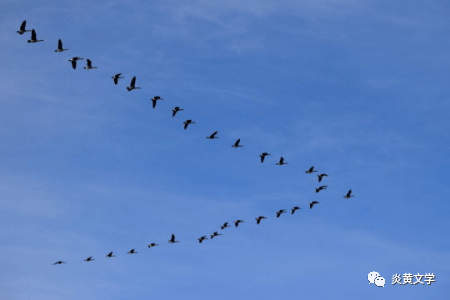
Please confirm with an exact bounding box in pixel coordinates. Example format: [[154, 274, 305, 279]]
[[207, 131, 219, 139], [210, 231, 222, 239], [260, 152, 271, 163], [315, 185, 327, 193], [68, 57, 84, 70], [183, 120, 195, 130], [276, 156, 288, 165], [172, 106, 184, 117], [198, 236, 208, 243], [83, 59, 97, 70], [231, 139, 243, 148], [221, 222, 230, 230], [127, 76, 141, 91], [54, 39, 68, 52], [291, 206, 300, 215], [168, 234, 179, 243], [305, 166, 317, 174], [17, 20, 31, 35], [84, 256, 94, 262], [276, 209, 287, 218], [53, 261, 66, 265], [148, 243, 159, 248], [234, 220, 244, 227], [112, 73, 124, 85], [317, 173, 329, 182], [106, 251, 115, 258], [127, 249, 137, 254], [27, 29, 43, 43], [256, 216, 267, 224], [343, 189, 354, 199], [309, 201, 319, 209], [151, 96, 164, 108]]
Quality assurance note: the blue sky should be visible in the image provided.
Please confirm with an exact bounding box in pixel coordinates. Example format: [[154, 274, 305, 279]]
[[1, 0, 449, 299]]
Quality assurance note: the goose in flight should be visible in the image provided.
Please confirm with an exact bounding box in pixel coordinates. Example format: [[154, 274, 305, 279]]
[[317, 173, 328, 182], [207, 131, 219, 139], [276, 209, 287, 218], [148, 243, 159, 248], [106, 251, 116, 258], [291, 206, 300, 215], [127, 249, 137, 254], [221, 222, 230, 230], [172, 106, 184, 117], [151, 96, 164, 108], [343, 189, 354, 199], [315, 185, 327, 193], [84, 256, 94, 262], [83, 59, 97, 70], [168, 234, 179, 243], [27, 29, 43, 43], [309, 201, 319, 209], [210, 231, 222, 239], [255, 216, 267, 225], [68, 57, 84, 70], [17, 20, 31, 35], [260, 152, 271, 163], [231, 139, 243, 148], [234, 220, 244, 227], [126, 76, 141, 91], [183, 119, 195, 130], [54, 39, 68, 52], [53, 261, 66, 265], [275, 156, 288, 165], [305, 166, 318, 174], [112, 73, 124, 85], [198, 236, 208, 243]]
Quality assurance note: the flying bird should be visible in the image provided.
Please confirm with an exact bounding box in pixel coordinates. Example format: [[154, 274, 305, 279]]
[[315, 185, 328, 193], [68, 57, 84, 70], [172, 106, 184, 117], [148, 243, 159, 248], [276, 209, 287, 218], [151, 96, 164, 108], [310, 201, 319, 209], [17, 20, 31, 35], [255, 216, 267, 225], [260, 152, 271, 163], [198, 236, 208, 243], [127, 249, 137, 254], [54, 39, 68, 52], [27, 29, 43, 43], [305, 166, 318, 174], [291, 206, 300, 215], [183, 119, 195, 130], [83, 59, 97, 70], [231, 139, 243, 148], [126, 76, 141, 91], [207, 131, 219, 139], [168, 234, 179, 243], [112, 73, 124, 85], [106, 252, 115, 258], [53, 261, 66, 265], [343, 189, 355, 199], [221, 222, 230, 230], [234, 220, 244, 227], [210, 231, 222, 239], [84, 256, 94, 262], [276, 156, 288, 165], [317, 173, 329, 182]]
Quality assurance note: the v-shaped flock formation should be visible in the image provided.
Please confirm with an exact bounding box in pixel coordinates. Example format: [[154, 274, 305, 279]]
[[15, 20, 356, 266]]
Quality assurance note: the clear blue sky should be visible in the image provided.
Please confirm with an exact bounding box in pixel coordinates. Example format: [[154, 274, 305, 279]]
[[1, 0, 449, 299]]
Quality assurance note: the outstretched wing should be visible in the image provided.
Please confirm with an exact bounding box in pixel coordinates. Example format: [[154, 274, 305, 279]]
[[31, 29, 37, 40], [20, 20, 27, 31]]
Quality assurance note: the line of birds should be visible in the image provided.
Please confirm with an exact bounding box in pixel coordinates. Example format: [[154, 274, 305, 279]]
[[15, 20, 356, 266], [52, 190, 354, 265]]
